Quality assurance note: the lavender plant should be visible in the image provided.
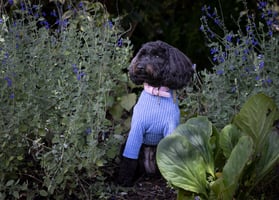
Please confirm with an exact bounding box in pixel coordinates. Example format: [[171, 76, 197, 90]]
[[199, 0, 279, 128], [0, 1, 132, 199]]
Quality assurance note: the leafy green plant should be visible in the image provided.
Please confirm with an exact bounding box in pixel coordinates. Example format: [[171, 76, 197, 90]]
[[156, 93, 279, 200], [185, 0, 279, 128], [0, 1, 132, 199]]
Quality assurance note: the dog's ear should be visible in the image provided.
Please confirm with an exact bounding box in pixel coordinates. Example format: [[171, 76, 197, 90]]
[[164, 47, 194, 89], [129, 56, 143, 85]]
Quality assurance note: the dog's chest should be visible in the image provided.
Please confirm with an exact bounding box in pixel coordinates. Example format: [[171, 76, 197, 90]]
[[133, 91, 179, 120]]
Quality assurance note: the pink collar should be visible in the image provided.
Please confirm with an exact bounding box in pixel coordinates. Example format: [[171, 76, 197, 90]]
[[143, 83, 171, 98]]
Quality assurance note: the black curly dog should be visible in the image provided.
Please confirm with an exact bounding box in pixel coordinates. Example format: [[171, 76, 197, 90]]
[[117, 40, 193, 186], [129, 40, 193, 89]]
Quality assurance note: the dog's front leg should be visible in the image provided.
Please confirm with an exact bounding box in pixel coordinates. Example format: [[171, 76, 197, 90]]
[[117, 156, 138, 187]]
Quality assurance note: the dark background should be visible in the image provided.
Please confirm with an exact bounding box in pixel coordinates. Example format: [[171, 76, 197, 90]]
[[2, 0, 277, 70], [101, 0, 261, 70]]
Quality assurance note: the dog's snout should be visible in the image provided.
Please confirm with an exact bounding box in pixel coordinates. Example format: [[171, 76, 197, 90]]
[[136, 64, 145, 70]]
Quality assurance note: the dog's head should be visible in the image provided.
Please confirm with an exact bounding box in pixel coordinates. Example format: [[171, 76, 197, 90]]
[[129, 40, 194, 89]]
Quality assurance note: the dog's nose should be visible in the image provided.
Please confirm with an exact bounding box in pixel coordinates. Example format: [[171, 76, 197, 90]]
[[137, 64, 145, 70]]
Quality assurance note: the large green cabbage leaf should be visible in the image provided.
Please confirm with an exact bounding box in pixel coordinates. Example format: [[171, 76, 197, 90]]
[[233, 93, 279, 186], [156, 116, 214, 198], [233, 93, 278, 152], [210, 135, 254, 200], [156, 133, 208, 197]]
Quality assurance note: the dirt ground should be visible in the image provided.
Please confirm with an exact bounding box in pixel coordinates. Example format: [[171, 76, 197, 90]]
[[109, 167, 279, 200], [110, 175, 176, 200]]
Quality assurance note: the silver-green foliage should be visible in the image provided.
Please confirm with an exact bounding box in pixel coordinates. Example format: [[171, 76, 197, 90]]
[[182, 0, 279, 128], [0, 2, 132, 199]]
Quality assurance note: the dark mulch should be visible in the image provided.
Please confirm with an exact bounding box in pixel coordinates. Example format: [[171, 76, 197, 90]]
[[108, 168, 279, 200], [110, 176, 176, 200]]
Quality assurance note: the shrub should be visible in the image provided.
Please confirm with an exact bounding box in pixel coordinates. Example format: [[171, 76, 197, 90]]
[[182, 0, 279, 128], [0, 1, 132, 199]]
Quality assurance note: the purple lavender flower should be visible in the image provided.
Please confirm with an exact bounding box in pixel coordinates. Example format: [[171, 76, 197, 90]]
[[218, 52, 226, 63], [72, 64, 78, 74], [107, 20, 113, 28], [229, 65, 235, 70], [20, 2, 26, 10], [231, 86, 236, 93], [199, 25, 204, 31], [5, 77, 12, 87], [50, 10, 57, 17], [8, 0, 13, 5], [213, 56, 218, 62], [214, 18, 221, 26], [4, 52, 9, 59], [265, 77, 272, 84], [40, 20, 50, 29], [72, 64, 86, 81], [117, 38, 123, 47], [216, 69, 224, 75], [245, 67, 250, 73], [77, 72, 86, 81], [266, 19, 273, 27], [85, 128, 92, 135], [55, 19, 69, 28], [252, 38, 258, 46], [10, 93, 15, 99], [201, 5, 210, 12], [258, 1, 267, 10], [243, 48, 249, 55], [79, 2, 84, 9], [210, 47, 218, 55], [212, 10, 217, 17], [259, 61, 264, 69], [32, 5, 39, 10], [226, 34, 233, 42], [246, 25, 251, 32]]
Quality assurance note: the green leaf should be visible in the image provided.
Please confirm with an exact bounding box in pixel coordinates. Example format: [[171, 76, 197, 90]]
[[120, 93, 137, 111], [233, 93, 279, 152], [109, 103, 124, 121], [157, 133, 208, 197], [223, 135, 254, 188], [39, 190, 48, 197], [232, 93, 279, 188], [211, 135, 254, 200], [5, 180, 14, 186], [174, 116, 215, 176], [56, 174, 64, 184], [253, 130, 279, 183], [177, 189, 198, 200], [219, 124, 242, 158], [12, 191, 19, 199]]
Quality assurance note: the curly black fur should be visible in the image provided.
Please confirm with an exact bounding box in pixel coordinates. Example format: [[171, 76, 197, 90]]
[[129, 40, 194, 89]]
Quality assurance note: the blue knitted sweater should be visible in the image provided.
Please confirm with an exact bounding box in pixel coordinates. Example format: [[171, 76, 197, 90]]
[[123, 90, 180, 159]]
